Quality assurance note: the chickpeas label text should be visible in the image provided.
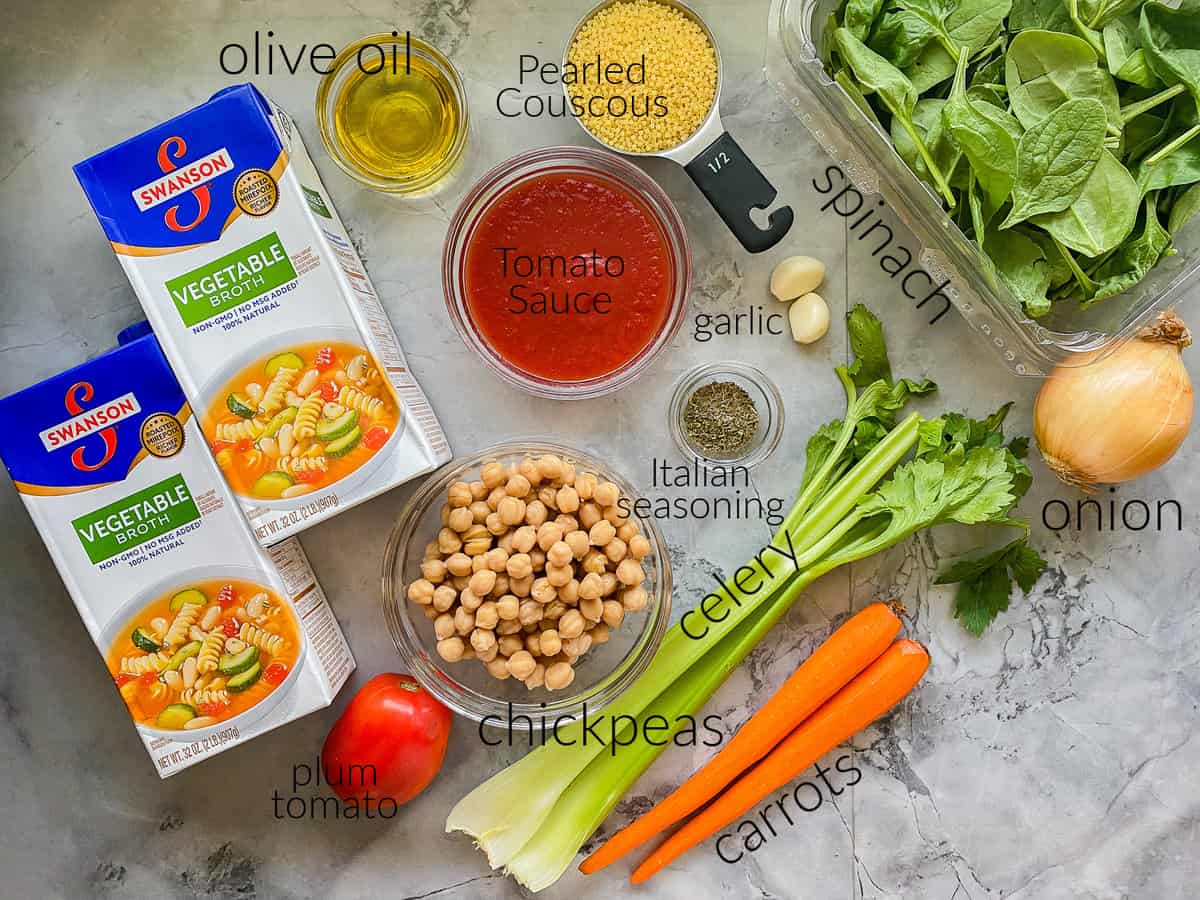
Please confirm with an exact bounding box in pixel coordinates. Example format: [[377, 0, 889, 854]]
[[478, 700, 727, 753], [494, 247, 623, 316]]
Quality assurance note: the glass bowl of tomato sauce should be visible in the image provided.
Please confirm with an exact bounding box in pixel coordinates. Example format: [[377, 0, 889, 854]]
[[442, 146, 691, 399]]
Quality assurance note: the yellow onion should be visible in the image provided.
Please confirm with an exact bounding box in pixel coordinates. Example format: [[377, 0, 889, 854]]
[[1034, 310, 1194, 489]]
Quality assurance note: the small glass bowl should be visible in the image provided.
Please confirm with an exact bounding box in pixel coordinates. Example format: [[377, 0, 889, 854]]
[[316, 34, 469, 194], [669, 362, 785, 468], [441, 146, 692, 399], [381, 440, 673, 725]]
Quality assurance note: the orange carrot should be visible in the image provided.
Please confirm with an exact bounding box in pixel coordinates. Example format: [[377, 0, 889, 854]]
[[630, 639, 930, 885], [580, 602, 903, 875]]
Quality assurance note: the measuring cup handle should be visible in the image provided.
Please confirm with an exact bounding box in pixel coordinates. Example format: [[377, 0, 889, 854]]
[[684, 132, 794, 254]]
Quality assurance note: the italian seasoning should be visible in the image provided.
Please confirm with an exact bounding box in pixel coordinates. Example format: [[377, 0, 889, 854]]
[[682, 381, 760, 457]]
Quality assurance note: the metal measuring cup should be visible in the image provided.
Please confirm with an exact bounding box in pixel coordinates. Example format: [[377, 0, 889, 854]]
[[563, 0, 794, 253]]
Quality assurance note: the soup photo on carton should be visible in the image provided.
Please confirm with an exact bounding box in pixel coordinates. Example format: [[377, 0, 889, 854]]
[[72, 84, 450, 545], [0, 333, 355, 778]]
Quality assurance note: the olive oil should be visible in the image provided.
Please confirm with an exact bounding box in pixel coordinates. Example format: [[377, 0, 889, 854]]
[[327, 39, 465, 191]]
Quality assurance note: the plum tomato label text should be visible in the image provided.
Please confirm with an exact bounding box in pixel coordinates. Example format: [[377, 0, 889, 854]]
[[73, 474, 199, 563], [273, 756, 399, 820], [166, 232, 296, 327]]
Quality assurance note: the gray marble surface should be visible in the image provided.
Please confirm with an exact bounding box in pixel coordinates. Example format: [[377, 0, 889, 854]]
[[2, 1, 1198, 898]]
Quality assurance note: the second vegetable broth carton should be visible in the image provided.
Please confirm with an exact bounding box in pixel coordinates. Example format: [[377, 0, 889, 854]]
[[73, 84, 450, 545], [0, 333, 355, 778]]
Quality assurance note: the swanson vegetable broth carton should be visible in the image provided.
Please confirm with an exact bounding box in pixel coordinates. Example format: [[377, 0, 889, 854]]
[[0, 334, 355, 778], [73, 84, 449, 545]]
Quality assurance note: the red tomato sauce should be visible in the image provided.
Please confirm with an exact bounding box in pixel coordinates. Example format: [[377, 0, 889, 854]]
[[464, 172, 673, 382]]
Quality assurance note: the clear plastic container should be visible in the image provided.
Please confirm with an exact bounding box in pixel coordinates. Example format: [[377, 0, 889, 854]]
[[766, 0, 1200, 376]]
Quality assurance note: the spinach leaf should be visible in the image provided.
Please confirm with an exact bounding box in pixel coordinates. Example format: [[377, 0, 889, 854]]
[[898, 0, 1013, 56], [836, 27, 958, 204], [1167, 181, 1200, 232], [1118, 49, 1165, 89], [1140, 0, 1200, 110], [906, 42, 960, 92], [944, 49, 1022, 206], [1009, 0, 1073, 33], [986, 227, 1055, 314], [1134, 132, 1200, 193], [1031, 149, 1141, 254], [892, 98, 967, 187], [1005, 30, 1122, 129], [1085, 194, 1173, 302], [845, 0, 888, 40], [870, 9, 938, 68], [1028, 228, 1077, 286], [1078, 0, 1143, 32], [1103, 14, 1160, 87], [1001, 97, 1108, 226]]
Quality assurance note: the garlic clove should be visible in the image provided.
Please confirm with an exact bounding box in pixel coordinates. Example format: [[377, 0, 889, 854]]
[[789, 292, 830, 344], [770, 255, 826, 301]]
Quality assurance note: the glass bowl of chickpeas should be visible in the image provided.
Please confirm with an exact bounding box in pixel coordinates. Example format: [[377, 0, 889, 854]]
[[382, 440, 672, 724]]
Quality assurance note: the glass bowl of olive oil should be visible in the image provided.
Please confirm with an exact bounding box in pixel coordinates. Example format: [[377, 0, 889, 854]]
[[317, 33, 468, 194]]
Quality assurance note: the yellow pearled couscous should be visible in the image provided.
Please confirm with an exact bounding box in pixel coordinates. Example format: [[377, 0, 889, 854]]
[[568, 0, 718, 153]]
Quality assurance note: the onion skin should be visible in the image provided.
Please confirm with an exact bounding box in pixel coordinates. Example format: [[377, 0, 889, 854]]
[[1034, 311, 1194, 490]]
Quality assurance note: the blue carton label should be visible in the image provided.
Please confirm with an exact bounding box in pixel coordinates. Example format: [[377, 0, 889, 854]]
[[0, 336, 189, 490], [72, 84, 284, 252]]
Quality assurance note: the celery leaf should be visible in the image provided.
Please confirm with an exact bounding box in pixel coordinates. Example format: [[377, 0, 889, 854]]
[[936, 537, 1047, 635]]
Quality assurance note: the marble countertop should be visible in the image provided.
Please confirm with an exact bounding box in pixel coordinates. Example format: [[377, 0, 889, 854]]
[[2, 1, 1198, 898]]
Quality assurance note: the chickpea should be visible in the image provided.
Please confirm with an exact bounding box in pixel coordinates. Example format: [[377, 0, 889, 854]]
[[518, 458, 542, 487], [578, 501, 602, 530], [575, 472, 597, 500], [545, 662, 575, 691], [432, 585, 457, 612], [530, 548, 546, 571], [454, 606, 475, 635], [538, 485, 559, 510], [565, 530, 590, 559], [407, 578, 435, 605], [459, 588, 483, 612], [469, 569, 497, 597], [525, 663, 546, 690], [481, 461, 506, 489], [617, 522, 638, 543], [422, 606, 440, 621], [560, 461, 576, 484], [475, 600, 500, 630], [532, 455, 560, 481], [496, 618, 522, 635], [437, 527, 462, 554], [628, 534, 651, 560], [487, 485, 507, 511], [448, 481, 472, 508], [497, 531, 515, 554], [460, 644, 476, 661], [437, 636, 465, 662], [536, 521, 564, 551], [604, 538, 628, 564], [498, 634, 525, 657], [524, 632, 542, 655], [470, 627, 497, 654], [451, 575, 470, 592], [600, 572, 619, 597], [506, 473, 532, 497], [470, 480, 488, 501], [518, 599, 543, 627], [591, 622, 611, 645], [439, 503, 452, 527], [617, 558, 646, 586], [467, 501, 489, 524], [546, 541, 573, 569], [555, 514, 580, 534], [603, 505, 627, 527], [562, 634, 592, 658], [582, 550, 607, 576], [578, 572, 603, 601], [497, 496, 525, 527], [511, 526, 537, 554], [433, 613, 455, 640], [491, 573, 510, 597], [523, 622, 539, 634], [506, 552, 533, 580], [471, 554, 488, 574], [486, 656, 511, 680], [539, 628, 562, 657], [588, 520, 617, 547], [450, 506, 475, 533], [510, 574, 534, 597], [444, 553, 471, 577], [559, 609, 586, 639], [423, 540, 441, 561], [476, 642, 498, 663], [462, 524, 492, 556], [531, 578, 557, 605], [601, 599, 625, 628], [622, 587, 648, 612], [485, 512, 507, 536], [525, 499, 549, 527], [543, 600, 568, 621], [507, 649, 537, 680], [594, 481, 620, 507], [497, 594, 520, 620], [557, 578, 580, 605], [580, 595, 603, 623], [420, 559, 447, 584], [546, 563, 573, 588], [555, 485, 579, 513]]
